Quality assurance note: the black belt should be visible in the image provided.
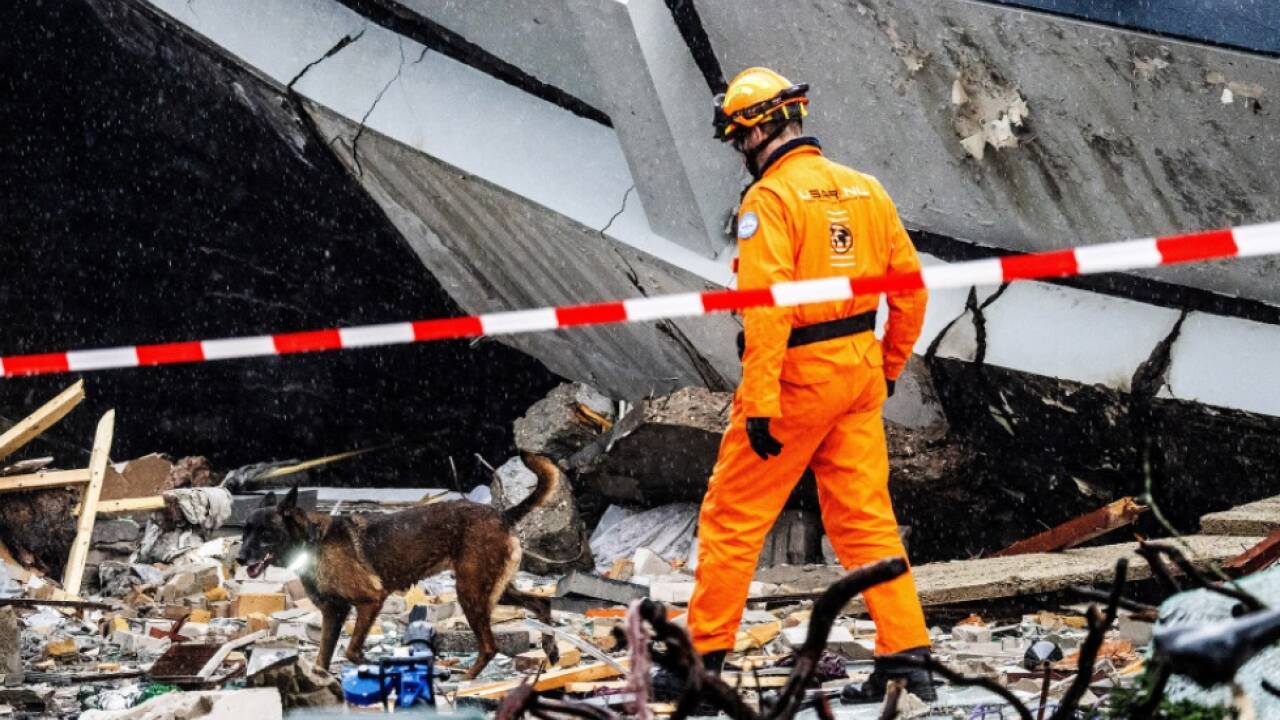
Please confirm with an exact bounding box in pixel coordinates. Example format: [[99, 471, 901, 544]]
[[787, 310, 876, 348]]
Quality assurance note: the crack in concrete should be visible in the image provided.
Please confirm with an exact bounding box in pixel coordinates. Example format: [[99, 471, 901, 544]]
[[972, 283, 1012, 364], [598, 185, 635, 240], [282, 32, 365, 167], [924, 283, 1010, 366], [1130, 310, 1188, 400], [286, 31, 364, 91], [612, 246, 645, 296], [329, 0, 611, 126], [662, 0, 727, 94], [352, 40, 429, 177], [604, 188, 645, 294], [1127, 311, 1189, 522], [654, 319, 732, 393], [923, 282, 1014, 438], [595, 185, 725, 392]]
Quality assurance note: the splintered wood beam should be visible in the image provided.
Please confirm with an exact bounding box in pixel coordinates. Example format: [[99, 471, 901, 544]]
[[0, 468, 91, 494], [61, 410, 114, 597], [993, 497, 1148, 557], [0, 597, 116, 610], [198, 630, 268, 679], [0, 380, 85, 464], [97, 496, 166, 514]]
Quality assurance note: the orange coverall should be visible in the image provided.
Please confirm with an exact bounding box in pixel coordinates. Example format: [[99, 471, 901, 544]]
[[688, 139, 930, 656]]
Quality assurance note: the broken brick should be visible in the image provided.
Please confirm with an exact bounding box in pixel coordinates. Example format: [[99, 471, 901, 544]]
[[44, 636, 78, 658], [233, 593, 287, 618]]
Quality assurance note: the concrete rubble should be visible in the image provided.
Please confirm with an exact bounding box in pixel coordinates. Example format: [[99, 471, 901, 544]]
[[0, 382, 1274, 719]]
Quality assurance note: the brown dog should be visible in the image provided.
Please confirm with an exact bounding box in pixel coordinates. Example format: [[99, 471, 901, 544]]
[[236, 453, 561, 678]]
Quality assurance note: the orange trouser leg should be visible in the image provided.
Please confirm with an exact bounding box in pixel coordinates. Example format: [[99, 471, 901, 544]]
[[688, 379, 847, 654], [810, 378, 931, 655]]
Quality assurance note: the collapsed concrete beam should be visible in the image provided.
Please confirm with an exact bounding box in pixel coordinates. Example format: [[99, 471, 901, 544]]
[[696, 0, 1280, 305], [306, 106, 740, 399], [755, 534, 1263, 610], [926, 273, 1280, 532], [397, 0, 741, 257], [569, 0, 741, 255]]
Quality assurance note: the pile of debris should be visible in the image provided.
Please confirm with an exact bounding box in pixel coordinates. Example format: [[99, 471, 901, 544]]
[[0, 380, 1277, 718]]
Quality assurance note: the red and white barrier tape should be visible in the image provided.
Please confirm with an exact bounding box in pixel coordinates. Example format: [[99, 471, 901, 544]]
[[3, 222, 1279, 378]]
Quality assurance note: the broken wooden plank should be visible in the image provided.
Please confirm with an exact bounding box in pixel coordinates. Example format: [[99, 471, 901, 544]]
[[0, 457, 53, 476], [720, 673, 790, 689], [456, 658, 630, 699], [0, 381, 85, 464], [994, 497, 1147, 557], [97, 496, 167, 514], [514, 644, 582, 673], [522, 618, 626, 673], [0, 597, 116, 610], [734, 620, 782, 651], [0, 468, 91, 494], [61, 410, 114, 596], [564, 680, 628, 694], [256, 447, 378, 481], [1224, 529, 1280, 576], [197, 630, 268, 679]]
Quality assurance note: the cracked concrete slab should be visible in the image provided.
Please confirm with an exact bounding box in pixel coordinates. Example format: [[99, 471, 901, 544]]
[[1167, 311, 1280, 417], [966, 282, 1185, 392], [696, 0, 1280, 304], [755, 534, 1264, 609], [1200, 496, 1280, 536], [306, 104, 740, 400]]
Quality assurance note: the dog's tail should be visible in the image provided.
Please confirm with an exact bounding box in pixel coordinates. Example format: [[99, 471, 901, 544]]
[[502, 453, 560, 526]]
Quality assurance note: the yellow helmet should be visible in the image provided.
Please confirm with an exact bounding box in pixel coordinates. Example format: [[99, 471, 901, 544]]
[[714, 67, 809, 142]]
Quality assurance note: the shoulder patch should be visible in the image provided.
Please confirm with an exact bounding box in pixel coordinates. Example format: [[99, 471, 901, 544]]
[[737, 211, 759, 240]]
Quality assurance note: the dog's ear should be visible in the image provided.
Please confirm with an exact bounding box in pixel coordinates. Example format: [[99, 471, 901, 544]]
[[260, 492, 277, 509], [280, 485, 299, 512]]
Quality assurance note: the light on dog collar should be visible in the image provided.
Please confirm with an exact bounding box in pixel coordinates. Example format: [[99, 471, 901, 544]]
[[287, 550, 313, 573]]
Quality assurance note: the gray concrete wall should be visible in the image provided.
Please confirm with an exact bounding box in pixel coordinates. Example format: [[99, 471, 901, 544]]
[[569, 0, 742, 256], [390, 0, 605, 109], [306, 103, 744, 401], [394, 0, 743, 258], [696, 0, 1280, 303]]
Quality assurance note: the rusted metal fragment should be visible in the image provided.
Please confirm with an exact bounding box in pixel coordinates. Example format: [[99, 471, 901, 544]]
[[1224, 530, 1280, 576], [993, 497, 1146, 558], [993, 497, 1148, 557]]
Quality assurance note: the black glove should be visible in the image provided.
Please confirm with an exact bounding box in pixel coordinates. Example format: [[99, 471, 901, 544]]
[[746, 417, 783, 460], [886, 377, 896, 398]]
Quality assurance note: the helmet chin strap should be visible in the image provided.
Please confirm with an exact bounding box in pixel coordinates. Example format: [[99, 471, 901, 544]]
[[740, 122, 795, 178]]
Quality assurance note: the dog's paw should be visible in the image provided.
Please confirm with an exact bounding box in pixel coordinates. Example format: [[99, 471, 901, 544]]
[[345, 650, 369, 665]]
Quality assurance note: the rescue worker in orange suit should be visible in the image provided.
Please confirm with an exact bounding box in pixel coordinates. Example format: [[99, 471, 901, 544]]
[[688, 67, 935, 703]]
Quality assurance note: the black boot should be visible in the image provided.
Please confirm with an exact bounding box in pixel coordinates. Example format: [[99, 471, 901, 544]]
[[651, 649, 727, 703], [840, 647, 936, 704]]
